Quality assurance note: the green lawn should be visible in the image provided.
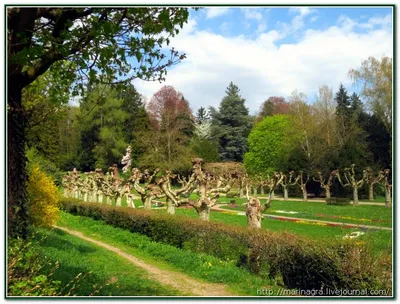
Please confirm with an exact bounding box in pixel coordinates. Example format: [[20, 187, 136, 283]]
[[152, 207, 392, 255], [218, 197, 392, 228], [33, 227, 183, 296], [57, 212, 280, 296]]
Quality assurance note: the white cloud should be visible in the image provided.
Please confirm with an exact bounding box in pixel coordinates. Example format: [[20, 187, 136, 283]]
[[132, 14, 392, 115], [289, 7, 316, 17], [241, 8, 263, 21], [205, 7, 230, 19]]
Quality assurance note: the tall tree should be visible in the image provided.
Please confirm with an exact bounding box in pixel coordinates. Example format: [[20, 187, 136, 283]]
[[212, 82, 253, 162], [244, 115, 300, 175], [349, 56, 392, 137], [195, 106, 210, 123], [335, 83, 351, 119], [258, 96, 290, 120], [141, 86, 194, 172], [78, 85, 128, 170], [58, 106, 81, 170], [7, 7, 190, 237]]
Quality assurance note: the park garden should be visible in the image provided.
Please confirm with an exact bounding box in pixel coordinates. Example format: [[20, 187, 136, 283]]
[[7, 7, 392, 297]]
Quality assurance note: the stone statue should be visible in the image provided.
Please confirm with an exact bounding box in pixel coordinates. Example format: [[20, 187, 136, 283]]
[[121, 145, 132, 173]]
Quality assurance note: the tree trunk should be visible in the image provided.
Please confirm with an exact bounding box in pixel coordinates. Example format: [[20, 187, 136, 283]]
[[8, 87, 29, 238], [144, 195, 154, 209], [116, 196, 122, 207], [283, 187, 289, 201], [83, 192, 88, 202], [126, 195, 135, 208], [325, 187, 331, 199], [246, 198, 262, 228], [271, 190, 275, 198], [98, 193, 103, 204], [369, 184, 374, 201], [239, 186, 244, 198], [166, 198, 175, 215], [197, 205, 211, 221], [106, 196, 112, 205], [302, 187, 307, 202], [353, 187, 359, 206], [253, 186, 257, 196], [385, 187, 392, 208], [260, 186, 264, 195]]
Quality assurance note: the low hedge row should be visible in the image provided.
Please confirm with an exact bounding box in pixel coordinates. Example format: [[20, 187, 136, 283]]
[[60, 199, 391, 293], [326, 198, 351, 206]]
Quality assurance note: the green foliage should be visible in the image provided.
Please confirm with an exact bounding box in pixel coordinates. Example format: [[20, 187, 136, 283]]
[[78, 85, 128, 170], [138, 86, 195, 173], [26, 165, 60, 227], [226, 192, 238, 198], [326, 198, 351, 206], [8, 235, 62, 296], [23, 62, 74, 165], [244, 115, 300, 175], [59, 199, 391, 292], [349, 56, 392, 135], [211, 82, 253, 162], [26, 147, 65, 186], [190, 138, 220, 163]]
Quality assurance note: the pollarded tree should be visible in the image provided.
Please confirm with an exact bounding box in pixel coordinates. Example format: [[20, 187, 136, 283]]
[[158, 158, 235, 221], [279, 171, 297, 201], [382, 169, 392, 208], [129, 168, 164, 209], [7, 7, 190, 237], [295, 171, 310, 202], [363, 167, 384, 201], [246, 172, 283, 228], [335, 164, 366, 205], [313, 171, 336, 199]]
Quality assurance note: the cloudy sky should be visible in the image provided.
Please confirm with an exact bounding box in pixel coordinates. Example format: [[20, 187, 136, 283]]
[[132, 6, 392, 114]]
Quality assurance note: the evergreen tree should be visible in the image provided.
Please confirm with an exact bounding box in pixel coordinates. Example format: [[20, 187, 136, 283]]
[[78, 85, 128, 170], [196, 106, 210, 124], [350, 92, 363, 117], [116, 83, 144, 145], [212, 82, 253, 162], [335, 83, 351, 118]]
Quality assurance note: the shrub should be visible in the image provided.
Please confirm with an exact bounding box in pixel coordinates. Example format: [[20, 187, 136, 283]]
[[326, 197, 351, 206], [59, 199, 391, 293], [226, 192, 238, 198], [27, 165, 60, 227], [8, 235, 62, 296]]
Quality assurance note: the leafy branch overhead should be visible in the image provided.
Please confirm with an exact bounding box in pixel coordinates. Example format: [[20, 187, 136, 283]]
[[8, 7, 190, 95]]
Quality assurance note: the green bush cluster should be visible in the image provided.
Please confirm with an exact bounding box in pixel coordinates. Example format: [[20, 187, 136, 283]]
[[60, 199, 391, 293], [226, 192, 239, 198], [7, 235, 62, 296], [326, 198, 351, 206]]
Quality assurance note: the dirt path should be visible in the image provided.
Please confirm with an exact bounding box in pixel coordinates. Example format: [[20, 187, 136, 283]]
[[55, 226, 234, 297]]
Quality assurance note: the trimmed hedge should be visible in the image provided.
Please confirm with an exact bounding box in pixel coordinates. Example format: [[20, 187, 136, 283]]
[[326, 198, 351, 206], [60, 199, 391, 293], [226, 192, 239, 198]]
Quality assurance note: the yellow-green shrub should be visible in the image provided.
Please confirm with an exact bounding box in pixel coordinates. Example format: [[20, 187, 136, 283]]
[[27, 165, 60, 227]]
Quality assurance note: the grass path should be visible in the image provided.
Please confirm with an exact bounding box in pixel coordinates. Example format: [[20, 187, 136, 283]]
[[55, 225, 233, 297]]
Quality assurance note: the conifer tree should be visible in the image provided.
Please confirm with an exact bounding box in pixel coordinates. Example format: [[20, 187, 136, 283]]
[[212, 82, 253, 162]]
